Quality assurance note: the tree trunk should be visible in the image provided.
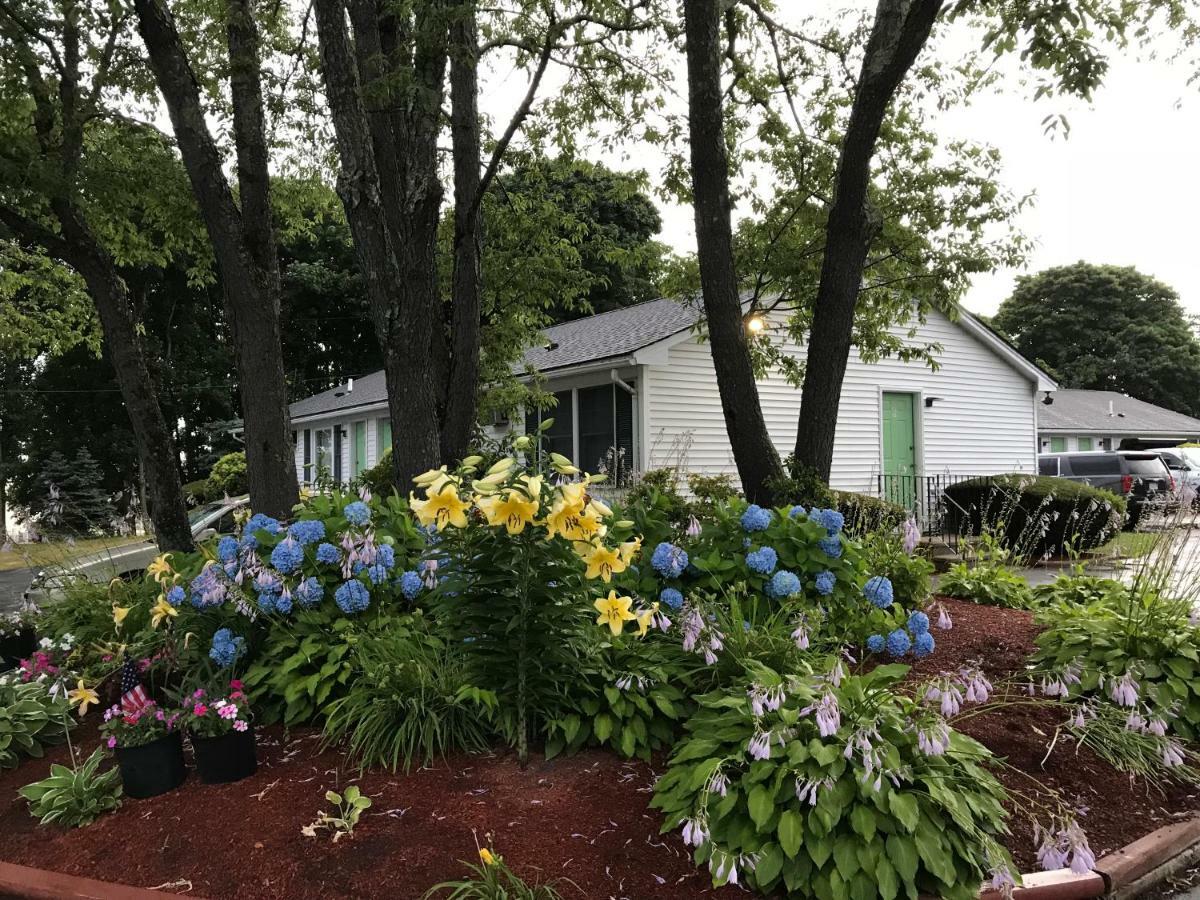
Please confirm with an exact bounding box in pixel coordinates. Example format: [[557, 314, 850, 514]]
[[441, 0, 483, 464], [683, 0, 784, 504], [57, 213, 195, 552], [312, 0, 444, 487], [135, 0, 298, 518], [793, 0, 943, 482]]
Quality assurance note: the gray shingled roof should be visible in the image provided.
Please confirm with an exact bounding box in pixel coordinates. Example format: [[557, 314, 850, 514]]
[[288, 297, 703, 421], [1039, 390, 1200, 435]]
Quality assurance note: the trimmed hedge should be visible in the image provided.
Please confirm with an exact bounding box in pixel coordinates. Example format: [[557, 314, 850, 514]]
[[943, 474, 1125, 558], [833, 490, 908, 535]]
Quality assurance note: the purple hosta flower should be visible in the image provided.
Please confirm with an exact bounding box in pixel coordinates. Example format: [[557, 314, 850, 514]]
[[1109, 671, 1140, 708], [340, 531, 358, 579], [706, 769, 729, 798], [747, 683, 786, 717], [988, 860, 1018, 899], [791, 618, 811, 650], [344, 500, 371, 526], [189, 565, 227, 608], [315, 542, 341, 565], [615, 673, 651, 692], [1037, 821, 1095, 875], [802, 687, 841, 737], [925, 679, 965, 717], [685, 515, 702, 538], [681, 816, 709, 848], [745, 546, 778, 575], [814, 570, 836, 596], [885, 629, 911, 658], [1041, 663, 1081, 699], [647, 605, 672, 632], [1163, 739, 1186, 767], [422, 556, 441, 592], [794, 775, 834, 806], [864, 576, 894, 609], [747, 729, 773, 760], [740, 504, 773, 532], [902, 516, 921, 554], [295, 576, 324, 608], [828, 656, 846, 687], [357, 534, 379, 567], [962, 667, 993, 703], [1145, 715, 1169, 737], [253, 569, 282, 597], [711, 852, 738, 886], [917, 720, 951, 757], [681, 608, 704, 653], [659, 587, 684, 611], [936, 603, 953, 630], [358, 485, 372, 503], [651, 542, 689, 578]]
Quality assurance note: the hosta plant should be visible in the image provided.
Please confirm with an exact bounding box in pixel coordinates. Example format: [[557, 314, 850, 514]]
[[651, 664, 1013, 899], [19, 746, 122, 827], [301, 785, 372, 842], [0, 675, 73, 769]]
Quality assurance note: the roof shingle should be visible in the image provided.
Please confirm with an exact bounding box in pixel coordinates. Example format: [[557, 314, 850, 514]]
[[1038, 389, 1200, 435]]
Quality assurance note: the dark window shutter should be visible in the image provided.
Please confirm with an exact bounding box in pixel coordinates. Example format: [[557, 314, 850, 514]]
[[304, 429, 311, 468], [615, 380, 635, 484], [333, 425, 343, 481]]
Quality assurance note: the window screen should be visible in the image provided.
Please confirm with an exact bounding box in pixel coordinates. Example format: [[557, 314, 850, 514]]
[[578, 385, 615, 474], [525, 391, 574, 460]]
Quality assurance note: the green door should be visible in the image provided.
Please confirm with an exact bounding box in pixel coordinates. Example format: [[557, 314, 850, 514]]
[[882, 392, 917, 508]]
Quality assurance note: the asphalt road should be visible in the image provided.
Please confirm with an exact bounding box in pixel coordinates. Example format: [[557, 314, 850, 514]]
[[0, 567, 34, 614]]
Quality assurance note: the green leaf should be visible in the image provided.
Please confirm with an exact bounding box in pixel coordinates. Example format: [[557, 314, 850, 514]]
[[747, 784, 775, 830], [754, 843, 784, 886], [850, 804, 876, 842], [778, 808, 803, 857], [593, 713, 613, 743], [889, 791, 919, 833], [887, 833, 918, 883]]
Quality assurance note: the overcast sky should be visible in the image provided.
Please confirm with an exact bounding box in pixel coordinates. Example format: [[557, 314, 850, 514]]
[[491, 7, 1198, 318]]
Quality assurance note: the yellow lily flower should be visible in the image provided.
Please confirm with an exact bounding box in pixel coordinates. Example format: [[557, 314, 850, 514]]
[[479, 848, 497, 866], [580, 543, 627, 582], [594, 591, 636, 635], [588, 497, 613, 518], [112, 605, 131, 629], [478, 491, 540, 535], [618, 537, 643, 564], [544, 497, 586, 541], [68, 679, 99, 717], [636, 603, 660, 638], [410, 483, 471, 530], [146, 553, 173, 583], [572, 509, 606, 543], [150, 595, 179, 629], [556, 481, 588, 509]]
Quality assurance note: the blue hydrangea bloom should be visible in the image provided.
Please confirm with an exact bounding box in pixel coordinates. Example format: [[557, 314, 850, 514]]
[[818, 536, 843, 559], [788, 505, 807, 519], [217, 535, 238, 563], [886, 629, 912, 658], [866, 634, 885, 653], [315, 543, 341, 565], [209, 628, 244, 668], [257, 593, 277, 614], [352, 561, 367, 576], [740, 504, 773, 532], [767, 570, 802, 599], [659, 587, 684, 611], [398, 570, 422, 600], [253, 571, 282, 597], [651, 542, 689, 579], [864, 575, 895, 609], [367, 563, 389, 585], [288, 519, 326, 545], [746, 546, 778, 575], [270, 537, 305, 575], [377, 544, 396, 569], [295, 577, 324, 608], [814, 570, 836, 596], [241, 514, 281, 547], [907, 610, 930, 634], [335, 580, 371, 614], [275, 593, 294, 615], [166, 585, 186, 607], [344, 501, 371, 526], [913, 631, 935, 658], [810, 508, 845, 535]]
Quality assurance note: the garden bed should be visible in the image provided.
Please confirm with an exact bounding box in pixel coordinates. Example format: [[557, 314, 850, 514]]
[[0, 598, 1197, 897]]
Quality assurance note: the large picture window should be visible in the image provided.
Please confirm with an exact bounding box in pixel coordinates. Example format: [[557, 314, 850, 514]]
[[525, 381, 635, 483]]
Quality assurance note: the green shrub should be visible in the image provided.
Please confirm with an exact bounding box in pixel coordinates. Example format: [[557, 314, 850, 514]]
[[19, 747, 122, 827], [833, 491, 908, 536], [651, 664, 1013, 898], [1031, 571, 1124, 607], [938, 562, 1032, 609], [624, 468, 690, 527], [322, 618, 497, 771], [182, 479, 218, 505], [206, 451, 248, 498], [0, 676, 73, 769], [943, 474, 1125, 559], [859, 532, 933, 608], [360, 447, 396, 497], [1031, 587, 1200, 740], [687, 472, 737, 518]]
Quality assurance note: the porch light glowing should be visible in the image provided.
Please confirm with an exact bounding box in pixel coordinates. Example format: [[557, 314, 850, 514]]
[[745, 314, 765, 334]]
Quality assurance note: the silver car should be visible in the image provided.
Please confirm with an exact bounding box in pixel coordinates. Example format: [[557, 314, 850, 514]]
[[23, 496, 248, 604]]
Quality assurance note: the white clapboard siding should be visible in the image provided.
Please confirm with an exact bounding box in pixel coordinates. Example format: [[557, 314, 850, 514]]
[[645, 308, 1037, 493]]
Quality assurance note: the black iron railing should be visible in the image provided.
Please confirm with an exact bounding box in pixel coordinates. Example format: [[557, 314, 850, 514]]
[[874, 473, 1003, 546]]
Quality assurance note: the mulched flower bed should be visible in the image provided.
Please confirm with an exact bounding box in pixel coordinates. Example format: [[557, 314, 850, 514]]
[[0, 598, 1196, 897]]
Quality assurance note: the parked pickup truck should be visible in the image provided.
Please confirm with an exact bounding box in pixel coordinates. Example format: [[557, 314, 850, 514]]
[[1037, 451, 1173, 528]]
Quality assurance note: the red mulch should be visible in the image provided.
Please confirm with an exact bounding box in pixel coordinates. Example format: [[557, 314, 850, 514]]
[[0, 598, 1196, 896]]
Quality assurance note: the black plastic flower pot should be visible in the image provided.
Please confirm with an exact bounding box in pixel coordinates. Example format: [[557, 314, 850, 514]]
[[191, 726, 257, 785], [0, 628, 37, 670], [115, 732, 187, 799]]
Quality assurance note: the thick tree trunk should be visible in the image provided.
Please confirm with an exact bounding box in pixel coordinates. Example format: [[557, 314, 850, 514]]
[[135, 0, 298, 517], [683, 0, 784, 504], [57, 214, 195, 552], [312, 0, 444, 486], [793, 0, 943, 482], [441, 0, 483, 464]]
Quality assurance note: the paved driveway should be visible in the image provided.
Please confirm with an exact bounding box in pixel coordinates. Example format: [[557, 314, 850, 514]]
[[0, 567, 34, 614]]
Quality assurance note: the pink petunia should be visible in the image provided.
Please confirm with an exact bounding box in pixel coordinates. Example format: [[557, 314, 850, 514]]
[[106, 736, 117, 749], [233, 719, 248, 732], [193, 703, 208, 717]]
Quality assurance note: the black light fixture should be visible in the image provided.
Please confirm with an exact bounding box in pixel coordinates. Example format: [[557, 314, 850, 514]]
[[1041, 392, 1054, 406], [924, 396, 943, 408]]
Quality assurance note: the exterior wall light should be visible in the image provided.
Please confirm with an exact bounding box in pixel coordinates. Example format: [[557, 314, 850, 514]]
[[745, 314, 765, 334]]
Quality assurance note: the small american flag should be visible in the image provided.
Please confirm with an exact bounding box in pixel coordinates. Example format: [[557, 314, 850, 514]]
[[119, 656, 151, 716]]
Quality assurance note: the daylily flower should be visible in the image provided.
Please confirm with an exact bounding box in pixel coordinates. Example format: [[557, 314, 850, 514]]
[[410, 483, 471, 530], [68, 679, 99, 717], [150, 595, 179, 629], [478, 490, 539, 534], [594, 591, 636, 635], [112, 605, 130, 629], [580, 543, 627, 582], [478, 848, 496, 866], [146, 553, 174, 583], [618, 537, 642, 564]]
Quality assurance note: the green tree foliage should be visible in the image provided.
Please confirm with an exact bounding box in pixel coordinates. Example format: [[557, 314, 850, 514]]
[[993, 263, 1200, 416]]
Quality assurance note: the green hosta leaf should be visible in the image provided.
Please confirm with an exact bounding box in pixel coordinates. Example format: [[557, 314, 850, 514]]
[[887, 833, 918, 883], [754, 842, 784, 886], [778, 808, 803, 857], [850, 804, 877, 842], [747, 784, 776, 830], [889, 791, 919, 833], [593, 713, 613, 743]]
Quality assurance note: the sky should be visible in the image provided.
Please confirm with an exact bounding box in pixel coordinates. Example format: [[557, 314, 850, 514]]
[[482, 6, 1199, 318]]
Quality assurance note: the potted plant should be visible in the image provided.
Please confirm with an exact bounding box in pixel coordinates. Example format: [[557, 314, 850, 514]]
[[184, 681, 256, 784], [0, 611, 39, 670], [100, 701, 186, 799]]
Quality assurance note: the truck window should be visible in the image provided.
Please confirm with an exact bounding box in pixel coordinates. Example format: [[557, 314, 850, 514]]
[[1068, 455, 1121, 476]]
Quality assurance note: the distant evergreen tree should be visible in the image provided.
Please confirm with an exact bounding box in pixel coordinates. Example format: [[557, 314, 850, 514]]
[[32, 449, 115, 535]]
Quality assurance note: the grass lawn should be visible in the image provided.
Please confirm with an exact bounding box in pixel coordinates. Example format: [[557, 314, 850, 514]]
[[0, 535, 146, 572], [1094, 531, 1159, 560]]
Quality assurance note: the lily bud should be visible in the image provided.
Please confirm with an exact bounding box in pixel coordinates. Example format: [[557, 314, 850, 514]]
[[461, 455, 484, 468], [479, 470, 510, 486], [486, 457, 515, 476], [614, 519, 635, 528], [471, 481, 499, 495], [588, 473, 608, 484], [413, 466, 447, 485], [590, 498, 613, 517], [549, 452, 573, 467], [513, 435, 532, 450]]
